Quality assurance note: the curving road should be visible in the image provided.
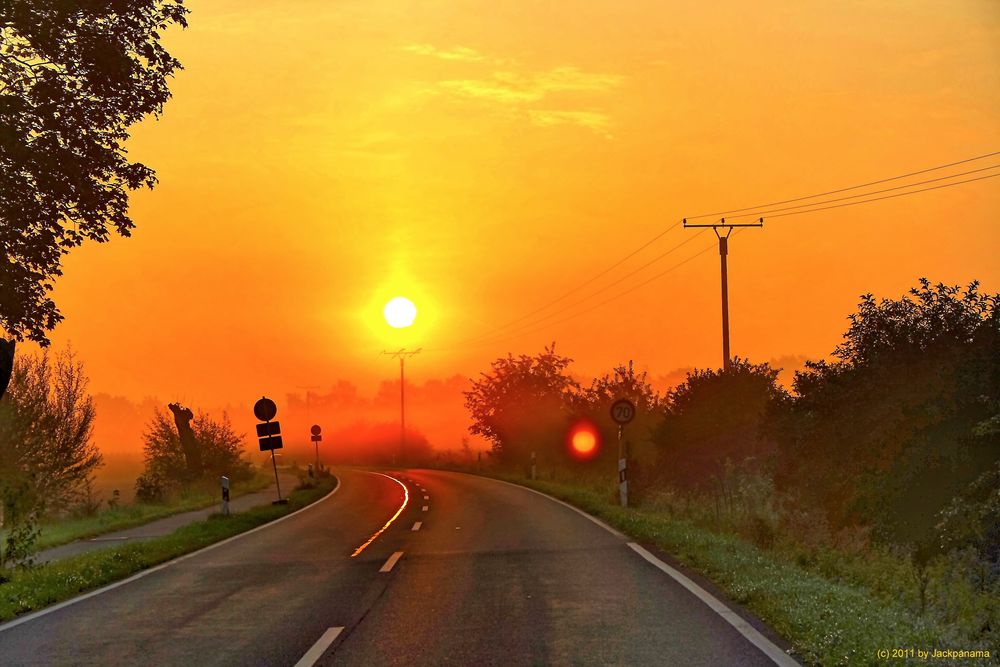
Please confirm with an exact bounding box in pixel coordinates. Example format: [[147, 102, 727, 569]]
[[0, 469, 796, 666]]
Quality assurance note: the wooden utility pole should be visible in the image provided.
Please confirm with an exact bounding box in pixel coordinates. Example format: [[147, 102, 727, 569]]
[[382, 348, 421, 463], [683, 217, 762, 370]]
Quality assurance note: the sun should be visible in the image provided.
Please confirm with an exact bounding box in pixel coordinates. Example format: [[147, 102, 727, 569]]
[[383, 296, 417, 328]]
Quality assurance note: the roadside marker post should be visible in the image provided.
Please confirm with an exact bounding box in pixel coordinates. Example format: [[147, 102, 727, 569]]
[[310, 424, 323, 472], [254, 396, 287, 504], [221, 476, 230, 516], [611, 398, 636, 508], [530, 451, 536, 480]]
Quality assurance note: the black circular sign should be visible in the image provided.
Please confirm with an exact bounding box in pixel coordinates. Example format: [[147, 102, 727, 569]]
[[254, 396, 277, 422], [610, 399, 636, 425], [310, 424, 322, 436]]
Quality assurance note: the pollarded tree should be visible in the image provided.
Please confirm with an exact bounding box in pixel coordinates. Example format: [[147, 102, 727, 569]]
[[464, 344, 578, 465], [135, 407, 253, 502], [0, 1, 188, 346]]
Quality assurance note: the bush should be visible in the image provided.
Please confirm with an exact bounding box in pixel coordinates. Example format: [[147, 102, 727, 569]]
[[135, 407, 253, 502]]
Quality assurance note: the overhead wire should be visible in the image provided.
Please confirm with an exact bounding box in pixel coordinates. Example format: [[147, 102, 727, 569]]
[[436, 152, 1000, 351]]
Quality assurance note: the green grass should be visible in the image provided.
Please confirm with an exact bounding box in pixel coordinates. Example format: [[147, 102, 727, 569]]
[[32, 472, 274, 551], [491, 473, 996, 667], [0, 476, 336, 623]]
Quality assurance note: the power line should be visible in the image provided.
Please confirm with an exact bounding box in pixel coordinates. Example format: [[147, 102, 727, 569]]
[[458, 219, 684, 343], [724, 163, 999, 219], [457, 229, 709, 345], [450, 241, 718, 350], [762, 172, 1000, 220], [445, 152, 999, 352], [684, 150, 1000, 220], [470, 151, 1000, 346]]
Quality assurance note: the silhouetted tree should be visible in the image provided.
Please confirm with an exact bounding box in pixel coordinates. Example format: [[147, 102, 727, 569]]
[[773, 280, 1000, 549], [135, 408, 251, 502], [0, 349, 100, 565], [0, 0, 188, 345], [569, 361, 664, 490], [464, 344, 577, 465], [651, 359, 786, 496]]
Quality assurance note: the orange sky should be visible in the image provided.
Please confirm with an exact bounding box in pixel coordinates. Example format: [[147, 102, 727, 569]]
[[36, 0, 1000, 455]]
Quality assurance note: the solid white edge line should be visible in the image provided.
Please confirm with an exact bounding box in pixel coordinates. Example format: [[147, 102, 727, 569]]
[[457, 471, 796, 666], [293, 626, 344, 667], [484, 475, 627, 539], [379, 551, 404, 573], [627, 543, 799, 667], [411, 521, 422, 531], [0, 477, 343, 634]]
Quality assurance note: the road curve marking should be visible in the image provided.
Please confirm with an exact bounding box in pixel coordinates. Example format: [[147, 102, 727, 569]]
[[350, 473, 409, 558], [293, 626, 344, 667], [485, 476, 627, 539], [412, 521, 422, 531], [466, 473, 797, 665], [380, 551, 404, 572], [0, 477, 343, 634], [627, 543, 799, 666]]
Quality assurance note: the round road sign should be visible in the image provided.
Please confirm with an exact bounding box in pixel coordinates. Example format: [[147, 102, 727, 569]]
[[310, 424, 322, 436], [610, 399, 636, 425], [253, 396, 277, 422]]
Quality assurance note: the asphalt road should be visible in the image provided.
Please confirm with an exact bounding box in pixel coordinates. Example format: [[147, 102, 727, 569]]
[[0, 469, 794, 666]]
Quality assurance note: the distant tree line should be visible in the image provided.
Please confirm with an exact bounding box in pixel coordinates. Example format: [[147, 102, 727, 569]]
[[465, 279, 1000, 579]]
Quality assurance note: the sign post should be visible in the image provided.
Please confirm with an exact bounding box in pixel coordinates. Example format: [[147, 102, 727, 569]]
[[221, 475, 230, 516], [254, 396, 287, 504], [610, 398, 636, 508], [310, 424, 323, 473]]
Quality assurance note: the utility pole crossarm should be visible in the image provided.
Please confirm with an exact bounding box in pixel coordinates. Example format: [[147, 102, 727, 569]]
[[682, 217, 764, 228]]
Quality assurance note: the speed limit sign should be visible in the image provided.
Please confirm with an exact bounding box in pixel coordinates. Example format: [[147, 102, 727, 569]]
[[610, 399, 636, 425]]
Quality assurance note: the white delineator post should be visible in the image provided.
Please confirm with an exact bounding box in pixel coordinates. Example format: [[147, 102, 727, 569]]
[[618, 426, 628, 508], [221, 475, 231, 516]]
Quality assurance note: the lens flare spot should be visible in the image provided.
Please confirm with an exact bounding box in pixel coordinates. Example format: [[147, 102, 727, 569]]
[[568, 421, 600, 459]]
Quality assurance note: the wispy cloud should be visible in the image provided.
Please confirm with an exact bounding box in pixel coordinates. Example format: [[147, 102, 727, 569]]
[[412, 59, 622, 134], [436, 67, 621, 104], [403, 43, 621, 134], [402, 43, 486, 63], [527, 109, 613, 133]]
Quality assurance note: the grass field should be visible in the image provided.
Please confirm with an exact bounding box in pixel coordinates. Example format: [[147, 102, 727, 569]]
[[492, 472, 997, 667], [0, 475, 336, 623], [32, 471, 275, 551]]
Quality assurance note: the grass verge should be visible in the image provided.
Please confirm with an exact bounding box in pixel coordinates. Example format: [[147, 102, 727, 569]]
[[0, 476, 336, 623], [33, 471, 276, 551], [491, 473, 995, 667]]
